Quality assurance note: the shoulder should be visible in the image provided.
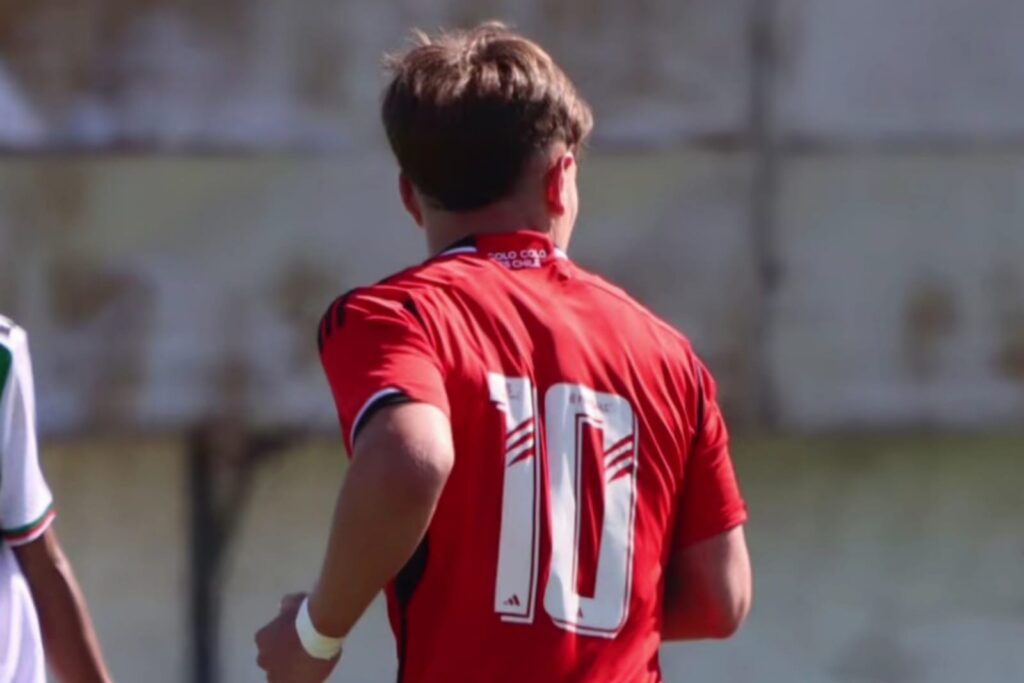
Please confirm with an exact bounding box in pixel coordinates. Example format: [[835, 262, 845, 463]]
[[571, 266, 698, 356], [0, 315, 27, 357], [0, 316, 28, 394], [0, 314, 19, 345], [316, 260, 460, 353]]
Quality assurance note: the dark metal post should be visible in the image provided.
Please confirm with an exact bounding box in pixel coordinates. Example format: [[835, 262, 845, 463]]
[[188, 440, 219, 683], [748, 0, 783, 428], [187, 423, 299, 683]]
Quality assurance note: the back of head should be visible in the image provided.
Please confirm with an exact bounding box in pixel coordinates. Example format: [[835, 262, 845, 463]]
[[382, 22, 593, 212]]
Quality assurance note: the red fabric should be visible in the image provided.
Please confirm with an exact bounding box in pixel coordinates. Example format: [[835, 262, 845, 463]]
[[673, 363, 748, 548], [319, 231, 747, 683], [320, 293, 449, 455]]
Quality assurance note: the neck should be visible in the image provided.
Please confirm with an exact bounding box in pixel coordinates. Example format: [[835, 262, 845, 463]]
[[423, 201, 567, 255]]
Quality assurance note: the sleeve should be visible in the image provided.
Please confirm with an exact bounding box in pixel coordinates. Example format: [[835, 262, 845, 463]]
[[673, 357, 747, 549], [0, 328, 55, 547], [318, 291, 450, 456]]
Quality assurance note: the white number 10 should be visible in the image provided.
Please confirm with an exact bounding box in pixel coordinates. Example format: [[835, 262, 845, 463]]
[[489, 374, 639, 638]]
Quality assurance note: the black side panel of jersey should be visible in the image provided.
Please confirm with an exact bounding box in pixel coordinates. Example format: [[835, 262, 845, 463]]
[[395, 537, 430, 683]]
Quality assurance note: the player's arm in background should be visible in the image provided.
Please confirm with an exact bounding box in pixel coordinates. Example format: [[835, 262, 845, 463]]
[[14, 530, 112, 683], [662, 359, 752, 641], [1, 328, 111, 683], [309, 293, 453, 638]]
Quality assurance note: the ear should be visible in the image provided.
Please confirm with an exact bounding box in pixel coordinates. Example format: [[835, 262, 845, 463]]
[[544, 153, 576, 216], [399, 174, 424, 226]]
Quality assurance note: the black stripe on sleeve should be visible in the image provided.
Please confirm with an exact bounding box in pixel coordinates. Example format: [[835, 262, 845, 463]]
[[352, 392, 412, 445], [690, 366, 706, 452], [317, 290, 356, 354], [317, 315, 328, 354], [334, 293, 350, 329]]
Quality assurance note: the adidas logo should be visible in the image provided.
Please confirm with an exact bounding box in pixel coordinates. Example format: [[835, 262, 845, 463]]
[[504, 594, 521, 607]]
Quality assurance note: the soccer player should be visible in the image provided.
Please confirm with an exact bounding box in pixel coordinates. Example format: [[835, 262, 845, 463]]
[[256, 22, 751, 683], [0, 317, 111, 683]]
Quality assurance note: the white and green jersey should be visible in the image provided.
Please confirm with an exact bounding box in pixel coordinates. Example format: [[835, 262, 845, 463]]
[[0, 318, 53, 683]]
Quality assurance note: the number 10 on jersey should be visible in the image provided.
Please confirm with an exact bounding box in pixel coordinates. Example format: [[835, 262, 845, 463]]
[[488, 373, 640, 639]]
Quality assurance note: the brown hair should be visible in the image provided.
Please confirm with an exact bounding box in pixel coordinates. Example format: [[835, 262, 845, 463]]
[[382, 22, 593, 212]]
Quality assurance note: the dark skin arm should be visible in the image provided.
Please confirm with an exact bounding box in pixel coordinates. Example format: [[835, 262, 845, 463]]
[[13, 527, 112, 683]]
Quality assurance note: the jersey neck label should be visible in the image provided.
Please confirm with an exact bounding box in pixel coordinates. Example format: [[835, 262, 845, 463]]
[[476, 232, 567, 270]]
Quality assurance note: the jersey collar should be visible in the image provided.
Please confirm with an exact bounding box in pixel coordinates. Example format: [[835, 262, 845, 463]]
[[438, 231, 568, 269]]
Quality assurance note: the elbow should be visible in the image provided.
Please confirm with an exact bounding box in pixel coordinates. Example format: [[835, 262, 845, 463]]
[[704, 606, 747, 640], [411, 451, 454, 501], [705, 590, 752, 640], [351, 402, 455, 508], [381, 442, 454, 507]]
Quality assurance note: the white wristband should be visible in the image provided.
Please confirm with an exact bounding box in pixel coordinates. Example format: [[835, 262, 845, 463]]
[[295, 597, 344, 660]]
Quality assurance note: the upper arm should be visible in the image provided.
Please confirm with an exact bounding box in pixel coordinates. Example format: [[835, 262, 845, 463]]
[[11, 526, 65, 578], [351, 401, 454, 500], [1, 328, 55, 547], [318, 290, 450, 456], [664, 355, 751, 637]]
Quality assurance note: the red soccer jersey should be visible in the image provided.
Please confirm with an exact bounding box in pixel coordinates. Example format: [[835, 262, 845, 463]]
[[319, 231, 747, 683]]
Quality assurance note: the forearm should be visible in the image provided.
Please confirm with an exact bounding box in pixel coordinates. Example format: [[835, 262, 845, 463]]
[[307, 408, 451, 637], [16, 530, 110, 683]]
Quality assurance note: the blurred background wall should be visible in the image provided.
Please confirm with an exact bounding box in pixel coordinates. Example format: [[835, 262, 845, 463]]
[[1, 1, 1022, 682]]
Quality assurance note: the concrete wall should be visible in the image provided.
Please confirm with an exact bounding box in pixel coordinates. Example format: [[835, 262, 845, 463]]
[[0, 1, 753, 149], [776, 0, 1024, 140], [3, 0, 1024, 430], [45, 436, 1024, 682], [767, 0, 1024, 427], [3, 149, 1022, 432], [771, 154, 1024, 428], [0, 152, 762, 431]]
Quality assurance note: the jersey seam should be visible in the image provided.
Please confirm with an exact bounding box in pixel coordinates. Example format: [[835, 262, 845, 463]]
[[575, 275, 694, 350]]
